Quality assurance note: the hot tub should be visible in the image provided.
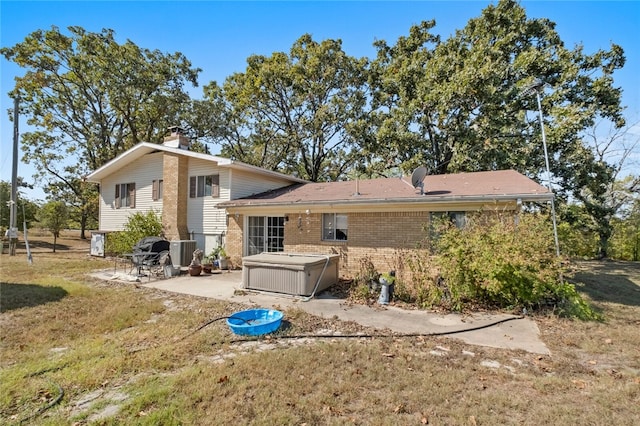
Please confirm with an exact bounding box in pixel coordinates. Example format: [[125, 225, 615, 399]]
[[242, 253, 340, 296]]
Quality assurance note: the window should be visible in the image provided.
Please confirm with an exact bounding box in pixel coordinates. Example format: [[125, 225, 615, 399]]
[[190, 175, 219, 198], [115, 183, 135, 208], [429, 211, 466, 240], [322, 213, 348, 241], [430, 211, 466, 228], [152, 179, 163, 201]]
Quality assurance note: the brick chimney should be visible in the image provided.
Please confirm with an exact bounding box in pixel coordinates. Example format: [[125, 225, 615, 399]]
[[163, 126, 190, 150], [162, 127, 190, 240]]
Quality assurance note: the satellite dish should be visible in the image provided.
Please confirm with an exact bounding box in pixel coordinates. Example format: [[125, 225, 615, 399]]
[[411, 166, 427, 195]]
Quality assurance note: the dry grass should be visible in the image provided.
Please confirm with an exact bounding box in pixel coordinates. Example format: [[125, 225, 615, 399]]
[[1, 231, 639, 425]]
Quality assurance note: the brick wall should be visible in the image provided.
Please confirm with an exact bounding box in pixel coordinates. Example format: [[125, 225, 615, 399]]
[[162, 153, 189, 240], [283, 211, 431, 278], [225, 214, 244, 268], [222, 208, 516, 279]]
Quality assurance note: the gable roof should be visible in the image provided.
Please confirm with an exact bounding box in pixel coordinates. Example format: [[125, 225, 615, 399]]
[[217, 169, 552, 211], [84, 142, 307, 184]]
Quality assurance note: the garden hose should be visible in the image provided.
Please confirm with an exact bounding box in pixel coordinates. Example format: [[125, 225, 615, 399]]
[[224, 314, 526, 343]]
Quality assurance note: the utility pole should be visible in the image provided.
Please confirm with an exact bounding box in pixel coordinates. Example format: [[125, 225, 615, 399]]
[[522, 79, 560, 257], [8, 96, 19, 256]]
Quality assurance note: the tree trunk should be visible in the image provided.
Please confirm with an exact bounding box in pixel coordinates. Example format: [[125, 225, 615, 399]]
[[597, 232, 609, 259], [80, 208, 88, 240], [633, 227, 639, 262]]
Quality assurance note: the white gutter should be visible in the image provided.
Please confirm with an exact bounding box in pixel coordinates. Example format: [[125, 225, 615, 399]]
[[217, 192, 553, 210]]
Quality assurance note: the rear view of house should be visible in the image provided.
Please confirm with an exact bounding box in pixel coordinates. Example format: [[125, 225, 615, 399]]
[[87, 128, 553, 277], [218, 170, 553, 276], [85, 127, 306, 263]]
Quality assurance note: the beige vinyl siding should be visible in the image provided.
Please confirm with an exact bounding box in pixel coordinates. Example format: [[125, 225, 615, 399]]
[[186, 159, 228, 235], [98, 152, 164, 231], [229, 168, 296, 199]]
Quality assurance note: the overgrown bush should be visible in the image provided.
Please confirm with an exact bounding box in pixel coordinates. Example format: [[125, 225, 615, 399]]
[[402, 212, 600, 320], [105, 210, 163, 256], [351, 255, 380, 301], [394, 246, 442, 308]]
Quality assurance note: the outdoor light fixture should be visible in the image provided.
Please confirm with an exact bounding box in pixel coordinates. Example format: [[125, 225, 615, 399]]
[[521, 78, 560, 257]]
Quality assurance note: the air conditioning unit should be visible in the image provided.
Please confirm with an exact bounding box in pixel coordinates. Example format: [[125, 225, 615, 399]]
[[170, 240, 197, 267]]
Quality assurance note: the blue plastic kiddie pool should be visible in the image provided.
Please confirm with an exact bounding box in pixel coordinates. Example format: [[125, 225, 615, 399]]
[[226, 309, 284, 336]]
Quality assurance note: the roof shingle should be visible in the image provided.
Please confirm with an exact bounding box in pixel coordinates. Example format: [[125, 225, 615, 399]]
[[219, 169, 551, 208]]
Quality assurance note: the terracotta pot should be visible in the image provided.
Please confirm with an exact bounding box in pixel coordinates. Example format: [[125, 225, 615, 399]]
[[188, 265, 202, 276]]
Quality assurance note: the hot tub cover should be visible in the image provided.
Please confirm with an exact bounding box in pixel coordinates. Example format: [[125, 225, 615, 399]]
[[242, 252, 336, 267], [242, 252, 340, 296]]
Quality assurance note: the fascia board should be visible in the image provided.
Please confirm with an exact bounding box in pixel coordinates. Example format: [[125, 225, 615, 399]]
[[84, 142, 304, 184], [219, 193, 553, 214]]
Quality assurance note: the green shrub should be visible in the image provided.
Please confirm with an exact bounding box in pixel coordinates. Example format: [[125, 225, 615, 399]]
[[405, 212, 600, 319], [105, 210, 163, 255], [552, 280, 603, 321]]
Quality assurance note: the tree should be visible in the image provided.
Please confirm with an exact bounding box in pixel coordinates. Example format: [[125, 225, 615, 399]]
[[556, 203, 599, 258], [45, 178, 99, 233], [38, 200, 69, 252], [0, 180, 39, 233], [368, 0, 626, 190], [191, 34, 370, 182], [563, 120, 639, 258], [1, 26, 200, 238], [610, 197, 640, 261]]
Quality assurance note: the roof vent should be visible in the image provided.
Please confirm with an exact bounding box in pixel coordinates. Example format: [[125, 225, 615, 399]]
[[353, 178, 361, 197]]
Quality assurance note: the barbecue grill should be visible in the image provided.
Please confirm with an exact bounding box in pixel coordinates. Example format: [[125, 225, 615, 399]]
[[131, 236, 170, 279]]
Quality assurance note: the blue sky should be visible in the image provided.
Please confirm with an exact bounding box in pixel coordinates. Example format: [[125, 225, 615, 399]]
[[1, 0, 639, 200]]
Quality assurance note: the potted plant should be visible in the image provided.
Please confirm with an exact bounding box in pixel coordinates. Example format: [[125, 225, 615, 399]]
[[202, 254, 213, 274], [188, 248, 204, 276], [204, 248, 221, 273], [217, 246, 230, 270]]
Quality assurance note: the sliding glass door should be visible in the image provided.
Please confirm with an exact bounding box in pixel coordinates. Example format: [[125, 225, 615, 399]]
[[246, 216, 285, 255]]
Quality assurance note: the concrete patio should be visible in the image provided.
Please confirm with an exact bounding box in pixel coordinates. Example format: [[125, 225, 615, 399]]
[[94, 268, 550, 355]]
